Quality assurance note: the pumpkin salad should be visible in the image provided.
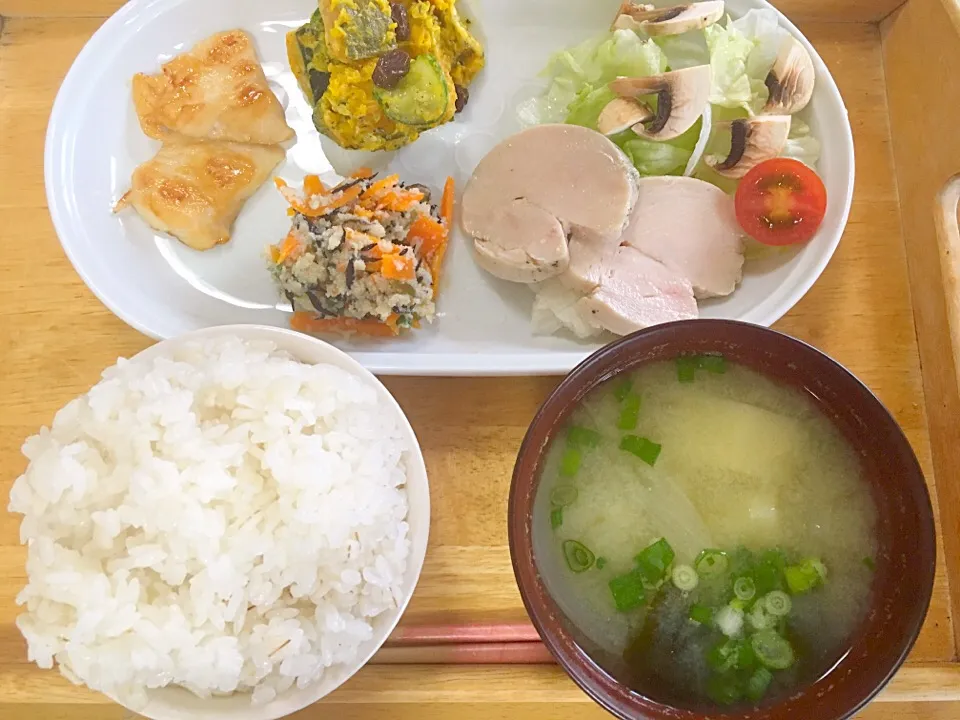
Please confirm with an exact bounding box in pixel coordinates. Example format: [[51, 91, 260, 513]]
[[269, 170, 454, 337]]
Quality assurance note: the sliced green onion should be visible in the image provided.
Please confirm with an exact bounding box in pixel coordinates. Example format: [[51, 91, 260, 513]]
[[619, 435, 662, 466], [764, 591, 792, 617], [596, 557, 607, 570], [550, 485, 578, 508], [695, 549, 730, 578], [707, 639, 739, 673], [567, 426, 601, 448], [748, 601, 777, 631], [751, 629, 795, 670], [550, 507, 563, 530], [559, 447, 581, 477], [635, 538, 675, 585], [676, 356, 697, 383], [609, 569, 647, 612], [734, 576, 757, 602], [707, 637, 755, 674], [563, 540, 595, 573], [689, 603, 713, 625], [715, 604, 745, 638], [613, 378, 633, 402], [785, 558, 826, 594], [745, 667, 774, 702], [697, 354, 727, 374], [753, 552, 786, 595], [617, 393, 642, 430], [707, 674, 742, 706], [863, 556, 876, 572], [671, 564, 699, 591]]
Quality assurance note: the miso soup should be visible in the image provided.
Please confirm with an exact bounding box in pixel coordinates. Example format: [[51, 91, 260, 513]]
[[533, 355, 877, 709]]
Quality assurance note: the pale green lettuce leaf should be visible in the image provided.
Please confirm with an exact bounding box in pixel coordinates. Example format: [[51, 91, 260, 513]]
[[620, 137, 692, 176], [781, 118, 821, 167], [565, 86, 619, 129], [704, 16, 761, 112], [522, 30, 668, 125], [614, 120, 701, 177], [731, 9, 789, 81]]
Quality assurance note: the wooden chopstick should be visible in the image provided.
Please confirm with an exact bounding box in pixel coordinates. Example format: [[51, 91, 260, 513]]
[[387, 622, 541, 646], [372, 641, 553, 665]]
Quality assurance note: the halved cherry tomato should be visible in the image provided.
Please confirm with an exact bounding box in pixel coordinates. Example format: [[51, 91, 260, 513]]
[[734, 158, 827, 246]]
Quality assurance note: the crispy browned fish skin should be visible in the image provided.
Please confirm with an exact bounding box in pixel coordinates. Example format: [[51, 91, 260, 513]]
[[115, 141, 285, 251], [132, 29, 294, 145]]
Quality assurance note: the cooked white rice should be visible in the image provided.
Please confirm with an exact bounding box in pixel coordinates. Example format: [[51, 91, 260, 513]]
[[8, 336, 411, 707]]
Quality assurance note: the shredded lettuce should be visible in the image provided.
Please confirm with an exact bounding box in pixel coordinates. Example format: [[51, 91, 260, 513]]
[[619, 130, 697, 177], [781, 118, 821, 167], [704, 16, 762, 112], [731, 9, 789, 81], [565, 86, 619, 129], [522, 30, 668, 125], [655, 34, 709, 70], [706, 10, 794, 114]]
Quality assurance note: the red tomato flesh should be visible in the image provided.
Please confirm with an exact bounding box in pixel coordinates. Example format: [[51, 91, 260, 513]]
[[734, 158, 827, 246]]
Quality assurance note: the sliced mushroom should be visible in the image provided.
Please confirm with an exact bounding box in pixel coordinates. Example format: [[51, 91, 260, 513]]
[[609, 65, 712, 141], [612, 1, 725, 36], [764, 35, 815, 115], [597, 98, 654, 137], [706, 115, 792, 179]]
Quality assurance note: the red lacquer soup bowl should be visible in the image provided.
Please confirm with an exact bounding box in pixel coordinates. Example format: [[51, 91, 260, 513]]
[[509, 320, 935, 720]]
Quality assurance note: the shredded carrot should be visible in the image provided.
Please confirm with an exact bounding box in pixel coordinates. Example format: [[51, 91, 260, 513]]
[[380, 253, 416, 281], [274, 232, 303, 264], [360, 242, 391, 260], [303, 174, 327, 196], [441, 176, 455, 229], [286, 207, 296, 217], [288, 184, 363, 217], [379, 190, 424, 213], [350, 167, 375, 180], [361, 174, 400, 201], [406, 215, 447, 259], [291, 312, 401, 337], [274, 177, 289, 190]]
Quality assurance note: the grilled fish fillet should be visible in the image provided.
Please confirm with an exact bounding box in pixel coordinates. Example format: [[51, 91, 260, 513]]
[[132, 30, 294, 145], [115, 141, 284, 251]]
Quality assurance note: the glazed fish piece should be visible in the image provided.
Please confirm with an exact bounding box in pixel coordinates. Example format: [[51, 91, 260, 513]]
[[132, 30, 294, 145], [115, 141, 285, 251]]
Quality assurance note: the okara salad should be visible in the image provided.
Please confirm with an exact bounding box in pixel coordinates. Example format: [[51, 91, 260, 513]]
[[270, 170, 454, 336]]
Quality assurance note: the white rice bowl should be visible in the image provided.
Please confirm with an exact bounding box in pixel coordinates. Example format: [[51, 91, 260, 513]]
[[8, 326, 429, 720]]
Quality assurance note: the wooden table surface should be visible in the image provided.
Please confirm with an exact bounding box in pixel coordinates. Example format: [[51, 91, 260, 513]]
[[2, 0, 959, 718]]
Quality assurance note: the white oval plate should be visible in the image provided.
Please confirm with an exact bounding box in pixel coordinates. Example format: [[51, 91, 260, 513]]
[[45, 0, 854, 376]]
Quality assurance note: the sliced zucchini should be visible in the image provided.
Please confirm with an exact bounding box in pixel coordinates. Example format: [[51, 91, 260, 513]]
[[288, 10, 331, 105], [374, 54, 450, 128]]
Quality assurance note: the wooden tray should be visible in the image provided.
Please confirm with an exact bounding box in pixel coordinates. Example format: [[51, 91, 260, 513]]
[[2, 1, 960, 719]]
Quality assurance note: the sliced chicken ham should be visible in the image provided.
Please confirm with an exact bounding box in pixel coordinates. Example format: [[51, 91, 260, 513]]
[[620, 176, 745, 298], [576, 246, 698, 335], [461, 124, 639, 284], [462, 126, 746, 338]]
